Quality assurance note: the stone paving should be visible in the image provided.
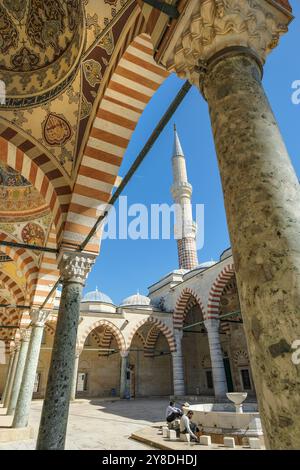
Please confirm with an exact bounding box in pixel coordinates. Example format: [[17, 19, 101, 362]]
[[0, 398, 169, 450]]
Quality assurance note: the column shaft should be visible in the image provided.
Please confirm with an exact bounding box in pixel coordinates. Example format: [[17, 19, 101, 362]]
[[36, 281, 83, 449], [70, 353, 80, 401], [203, 52, 300, 448], [120, 353, 129, 399], [205, 320, 227, 398], [1, 353, 13, 404], [4, 348, 19, 409], [13, 319, 45, 428], [172, 331, 185, 396], [7, 331, 30, 416]]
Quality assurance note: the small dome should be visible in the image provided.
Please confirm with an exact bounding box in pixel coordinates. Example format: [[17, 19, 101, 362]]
[[121, 292, 151, 307], [82, 287, 113, 304]]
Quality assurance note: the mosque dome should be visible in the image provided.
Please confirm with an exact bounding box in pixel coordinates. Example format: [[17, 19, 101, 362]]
[[82, 287, 113, 305], [120, 292, 151, 307]]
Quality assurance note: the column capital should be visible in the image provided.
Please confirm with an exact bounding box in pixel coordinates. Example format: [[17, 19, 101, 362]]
[[174, 328, 183, 339], [159, 0, 291, 87], [30, 310, 49, 327], [58, 251, 96, 285], [204, 318, 220, 331], [20, 328, 31, 342], [120, 350, 129, 358]]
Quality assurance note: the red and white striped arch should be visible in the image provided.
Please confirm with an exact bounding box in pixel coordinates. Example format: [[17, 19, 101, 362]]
[[31, 224, 59, 309], [144, 325, 161, 357], [128, 317, 176, 353], [0, 271, 25, 305], [0, 137, 65, 244], [64, 33, 169, 252], [0, 232, 38, 297], [79, 319, 126, 353], [173, 287, 205, 330], [207, 264, 235, 320]]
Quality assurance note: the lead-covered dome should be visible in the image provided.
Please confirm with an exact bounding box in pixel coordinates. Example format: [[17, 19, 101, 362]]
[[120, 292, 151, 307], [82, 287, 113, 305]]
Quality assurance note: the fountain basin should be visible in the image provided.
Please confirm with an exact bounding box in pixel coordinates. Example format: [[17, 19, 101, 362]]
[[184, 403, 263, 441]]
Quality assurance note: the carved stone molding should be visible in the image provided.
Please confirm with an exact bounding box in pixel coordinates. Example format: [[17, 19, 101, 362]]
[[20, 328, 31, 342], [204, 318, 220, 331], [59, 251, 96, 285], [30, 309, 49, 327], [160, 0, 291, 85]]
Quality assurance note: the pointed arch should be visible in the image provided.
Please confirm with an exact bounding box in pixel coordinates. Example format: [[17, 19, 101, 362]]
[[173, 288, 205, 329], [64, 32, 169, 252], [144, 325, 161, 357], [0, 137, 65, 244], [207, 264, 235, 320], [79, 319, 126, 353], [127, 317, 176, 352], [0, 271, 25, 305]]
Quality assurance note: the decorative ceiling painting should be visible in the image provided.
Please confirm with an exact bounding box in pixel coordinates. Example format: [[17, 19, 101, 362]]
[[0, 162, 48, 218], [0, 0, 138, 177], [0, 0, 85, 106]]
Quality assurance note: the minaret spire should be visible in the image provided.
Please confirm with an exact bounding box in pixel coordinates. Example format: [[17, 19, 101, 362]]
[[171, 125, 198, 270]]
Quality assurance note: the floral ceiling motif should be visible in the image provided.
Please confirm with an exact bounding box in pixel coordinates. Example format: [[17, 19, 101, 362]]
[[0, 163, 48, 216], [0, 0, 85, 106]]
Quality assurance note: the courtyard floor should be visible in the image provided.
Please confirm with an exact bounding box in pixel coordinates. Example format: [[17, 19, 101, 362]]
[[0, 397, 169, 450]]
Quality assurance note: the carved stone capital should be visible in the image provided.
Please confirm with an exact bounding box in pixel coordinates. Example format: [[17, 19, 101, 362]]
[[204, 318, 220, 331], [120, 350, 129, 358], [30, 309, 49, 327], [160, 0, 291, 86], [58, 251, 96, 285], [20, 328, 31, 342]]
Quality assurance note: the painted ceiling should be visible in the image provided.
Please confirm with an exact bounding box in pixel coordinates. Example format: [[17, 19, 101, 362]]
[[0, 162, 48, 217], [0, 0, 136, 177]]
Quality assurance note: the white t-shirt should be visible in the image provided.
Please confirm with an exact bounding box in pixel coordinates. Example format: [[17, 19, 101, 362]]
[[166, 405, 181, 419], [180, 414, 197, 439]]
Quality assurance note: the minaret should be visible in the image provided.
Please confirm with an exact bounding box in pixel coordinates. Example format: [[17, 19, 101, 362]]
[[171, 125, 198, 270]]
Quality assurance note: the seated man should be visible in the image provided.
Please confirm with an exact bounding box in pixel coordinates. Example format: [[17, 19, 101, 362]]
[[180, 410, 199, 442], [166, 401, 182, 424]]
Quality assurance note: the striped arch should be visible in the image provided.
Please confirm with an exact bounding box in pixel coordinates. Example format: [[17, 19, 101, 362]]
[[0, 137, 65, 244], [0, 232, 38, 297], [0, 272, 25, 305], [0, 308, 21, 341], [127, 317, 176, 352], [207, 264, 235, 320], [31, 224, 59, 309], [64, 32, 169, 252], [98, 327, 114, 357], [173, 288, 206, 330], [79, 319, 126, 352], [144, 325, 161, 357]]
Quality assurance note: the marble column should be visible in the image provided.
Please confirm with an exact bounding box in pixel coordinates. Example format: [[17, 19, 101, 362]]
[[13, 310, 48, 428], [36, 252, 95, 450], [172, 330, 185, 396], [120, 351, 129, 399], [1, 348, 14, 405], [7, 329, 31, 416], [70, 350, 80, 401], [160, 0, 295, 449], [204, 319, 227, 398], [3, 345, 20, 409]]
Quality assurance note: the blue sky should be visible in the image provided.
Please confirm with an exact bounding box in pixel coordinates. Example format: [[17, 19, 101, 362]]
[[85, 1, 300, 304]]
